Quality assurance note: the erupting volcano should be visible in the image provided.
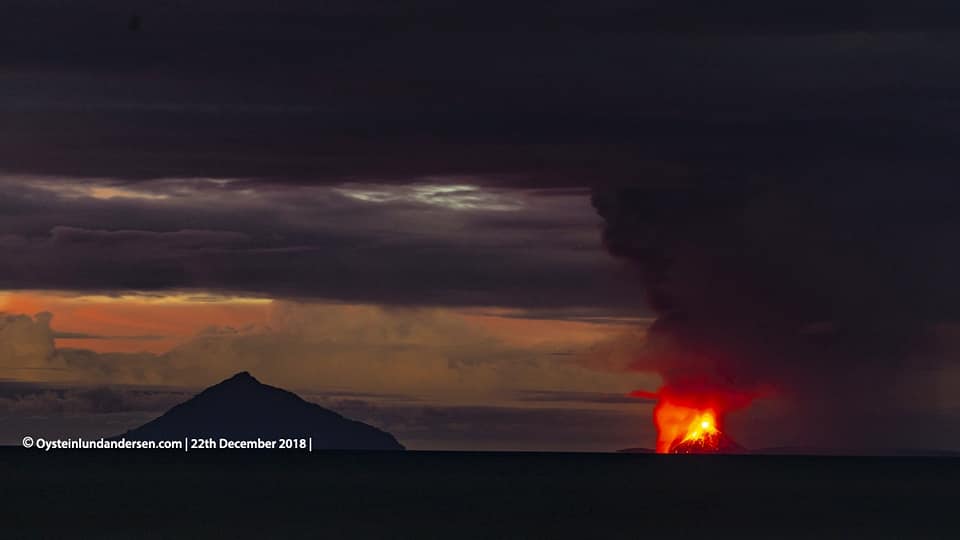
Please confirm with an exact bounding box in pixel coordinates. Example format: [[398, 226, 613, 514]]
[[631, 387, 750, 454]]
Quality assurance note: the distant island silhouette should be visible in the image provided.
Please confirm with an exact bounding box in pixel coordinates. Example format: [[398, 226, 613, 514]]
[[117, 372, 404, 450]]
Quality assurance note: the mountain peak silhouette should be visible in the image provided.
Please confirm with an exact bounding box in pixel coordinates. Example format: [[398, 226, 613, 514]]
[[214, 370, 260, 388], [118, 372, 404, 450]]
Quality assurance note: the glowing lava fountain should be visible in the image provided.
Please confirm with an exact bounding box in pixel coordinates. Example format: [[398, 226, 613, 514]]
[[631, 389, 748, 454]]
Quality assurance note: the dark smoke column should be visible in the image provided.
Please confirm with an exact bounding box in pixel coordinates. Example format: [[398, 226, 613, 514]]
[[592, 181, 959, 451]]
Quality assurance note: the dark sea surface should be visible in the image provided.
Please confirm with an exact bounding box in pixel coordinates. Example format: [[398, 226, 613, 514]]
[[2, 448, 958, 538]]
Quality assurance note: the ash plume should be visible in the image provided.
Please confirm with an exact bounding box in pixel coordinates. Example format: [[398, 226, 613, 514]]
[[592, 179, 960, 449]]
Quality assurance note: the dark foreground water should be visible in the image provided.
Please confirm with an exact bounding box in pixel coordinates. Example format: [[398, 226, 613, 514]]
[[3, 448, 958, 539]]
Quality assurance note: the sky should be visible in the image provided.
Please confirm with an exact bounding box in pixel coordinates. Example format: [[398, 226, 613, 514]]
[[3, 1, 960, 451]]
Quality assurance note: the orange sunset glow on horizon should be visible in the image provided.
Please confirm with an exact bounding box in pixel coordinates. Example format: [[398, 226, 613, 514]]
[[0, 291, 642, 356], [0, 291, 273, 353]]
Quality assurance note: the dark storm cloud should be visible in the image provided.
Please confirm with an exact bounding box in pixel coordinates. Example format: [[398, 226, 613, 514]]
[[5, 1, 960, 185], [0, 179, 645, 308], [4, 1, 958, 309]]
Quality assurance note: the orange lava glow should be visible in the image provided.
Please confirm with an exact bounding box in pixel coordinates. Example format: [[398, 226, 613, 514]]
[[631, 384, 756, 454], [653, 401, 722, 453]]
